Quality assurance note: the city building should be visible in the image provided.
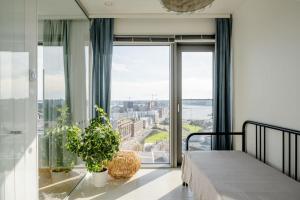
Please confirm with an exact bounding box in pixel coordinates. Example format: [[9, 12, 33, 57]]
[[117, 118, 133, 138], [132, 120, 144, 136], [117, 118, 144, 138]]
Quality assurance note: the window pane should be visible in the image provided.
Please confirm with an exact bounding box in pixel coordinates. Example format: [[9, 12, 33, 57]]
[[38, 46, 68, 170], [111, 46, 170, 164], [182, 52, 213, 151], [44, 46, 65, 100]]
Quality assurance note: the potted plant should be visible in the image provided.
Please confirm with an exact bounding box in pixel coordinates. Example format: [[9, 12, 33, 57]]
[[66, 106, 121, 187], [46, 105, 76, 181]]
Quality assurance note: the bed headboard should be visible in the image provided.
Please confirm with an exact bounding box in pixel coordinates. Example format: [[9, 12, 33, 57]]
[[186, 120, 300, 181]]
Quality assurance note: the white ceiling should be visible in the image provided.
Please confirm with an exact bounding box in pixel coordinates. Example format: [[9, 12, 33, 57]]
[[37, 0, 247, 19], [79, 0, 246, 18], [38, 0, 86, 19], [38, 0, 300, 19]]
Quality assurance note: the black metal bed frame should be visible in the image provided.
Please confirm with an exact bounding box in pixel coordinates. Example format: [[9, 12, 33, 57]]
[[185, 120, 300, 182]]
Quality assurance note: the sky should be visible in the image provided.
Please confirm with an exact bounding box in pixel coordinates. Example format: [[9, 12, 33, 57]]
[[182, 51, 213, 99], [38, 46, 90, 101], [38, 46, 65, 100], [111, 46, 213, 101], [111, 46, 170, 101], [37, 45, 213, 101]]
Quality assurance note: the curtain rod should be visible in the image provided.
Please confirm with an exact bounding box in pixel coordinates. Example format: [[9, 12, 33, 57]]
[[88, 13, 231, 19], [114, 34, 215, 43]]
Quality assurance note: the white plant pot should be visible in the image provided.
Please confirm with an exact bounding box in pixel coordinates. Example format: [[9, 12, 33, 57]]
[[92, 169, 108, 187]]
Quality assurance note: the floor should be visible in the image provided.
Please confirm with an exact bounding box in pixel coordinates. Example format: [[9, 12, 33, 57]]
[[39, 168, 86, 200], [68, 169, 194, 200]]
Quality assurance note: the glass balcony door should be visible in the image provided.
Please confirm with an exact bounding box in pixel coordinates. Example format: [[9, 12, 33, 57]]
[[110, 45, 170, 165], [177, 45, 214, 164]]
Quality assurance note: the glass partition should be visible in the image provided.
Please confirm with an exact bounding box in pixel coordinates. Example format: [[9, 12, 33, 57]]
[[37, 2, 90, 199]]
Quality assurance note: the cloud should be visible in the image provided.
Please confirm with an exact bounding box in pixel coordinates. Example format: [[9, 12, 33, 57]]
[[111, 80, 169, 100], [44, 75, 65, 99], [182, 78, 212, 99], [112, 63, 129, 72], [111, 78, 212, 100]]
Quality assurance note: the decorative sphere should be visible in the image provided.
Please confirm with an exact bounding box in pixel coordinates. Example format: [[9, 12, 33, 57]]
[[108, 151, 141, 179], [161, 0, 214, 13]]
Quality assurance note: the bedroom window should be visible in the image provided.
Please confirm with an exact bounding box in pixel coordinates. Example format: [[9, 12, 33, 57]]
[[110, 45, 170, 164], [178, 45, 214, 156]]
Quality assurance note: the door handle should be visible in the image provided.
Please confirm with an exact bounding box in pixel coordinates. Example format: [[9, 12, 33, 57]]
[[10, 131, 23, 135]]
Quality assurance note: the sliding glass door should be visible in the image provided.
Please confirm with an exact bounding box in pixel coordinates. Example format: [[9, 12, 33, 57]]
[[177, 45, 214, 163], [110, 45, 170, 164]]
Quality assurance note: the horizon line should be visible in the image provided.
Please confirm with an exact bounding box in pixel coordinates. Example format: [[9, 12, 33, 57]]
[[111, 98, 213, 101]]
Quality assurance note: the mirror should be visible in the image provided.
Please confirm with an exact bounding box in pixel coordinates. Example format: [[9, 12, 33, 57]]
[[37, 0, 89, 199]]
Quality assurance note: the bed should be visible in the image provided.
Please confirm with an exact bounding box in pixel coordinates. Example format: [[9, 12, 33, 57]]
[[182, 121, 300, 200]]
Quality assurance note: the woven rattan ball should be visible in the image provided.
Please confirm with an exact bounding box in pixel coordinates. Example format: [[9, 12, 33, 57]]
[[108, 151, 141, 179]]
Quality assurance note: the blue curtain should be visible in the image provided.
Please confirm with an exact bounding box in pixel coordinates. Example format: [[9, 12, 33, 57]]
[[90, 18, 114, 117], [213, 18, 232, 150]]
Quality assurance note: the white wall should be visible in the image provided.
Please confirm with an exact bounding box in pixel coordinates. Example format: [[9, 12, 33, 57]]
[[114, 18, 215, 35], [233, 0, 300, 173]]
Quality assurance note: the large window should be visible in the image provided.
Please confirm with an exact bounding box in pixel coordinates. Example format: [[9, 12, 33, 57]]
[[110, 45, 170, 164]]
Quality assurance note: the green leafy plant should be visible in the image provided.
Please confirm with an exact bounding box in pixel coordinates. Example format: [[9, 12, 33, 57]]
[[46, 105, 75, 172], [66, 106, 121, 172]]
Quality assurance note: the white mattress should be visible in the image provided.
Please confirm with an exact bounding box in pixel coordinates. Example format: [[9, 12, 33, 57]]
[[182, 151, 300, 200]]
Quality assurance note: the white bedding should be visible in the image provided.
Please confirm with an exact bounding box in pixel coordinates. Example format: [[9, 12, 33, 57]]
[[182, 151, 300, 200]]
